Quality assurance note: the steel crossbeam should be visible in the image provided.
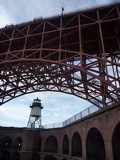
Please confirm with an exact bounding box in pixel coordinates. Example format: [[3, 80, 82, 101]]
[[0, 3, 120, 107]]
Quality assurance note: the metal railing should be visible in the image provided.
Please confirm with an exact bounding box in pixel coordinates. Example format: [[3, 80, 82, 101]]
[[43, 122, 63, 129], [43, 104, 100, 129]]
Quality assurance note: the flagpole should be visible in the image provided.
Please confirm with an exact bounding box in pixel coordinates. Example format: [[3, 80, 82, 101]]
[[62, 7, 64, 15]]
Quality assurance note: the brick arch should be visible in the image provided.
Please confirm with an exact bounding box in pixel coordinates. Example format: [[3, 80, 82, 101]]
[[112, 122, 120, 160], [0, 150, 10, 160], [43, 156, 57, 160], [44, 135, 58, 153], [11, 151, 20, 160], [32, 153, 40, 160], [13, 137, 22, 150], [86, 127, 106, 160], [1, 136, 12, 149], [71, 131, 82, 157], [62, 134, 69, 155]]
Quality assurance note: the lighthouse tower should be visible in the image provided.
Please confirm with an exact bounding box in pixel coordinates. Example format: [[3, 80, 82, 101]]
[[27, 98, 43, 128]]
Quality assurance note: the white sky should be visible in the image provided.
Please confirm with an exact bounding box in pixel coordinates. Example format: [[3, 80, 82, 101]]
[[0, 0, 119, 127]]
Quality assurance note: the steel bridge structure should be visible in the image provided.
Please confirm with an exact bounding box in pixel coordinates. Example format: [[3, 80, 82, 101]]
[[0, 2, 120, 108]]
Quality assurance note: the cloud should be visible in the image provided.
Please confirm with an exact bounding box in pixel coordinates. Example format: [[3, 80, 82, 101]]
[[0, 100, 30, 127], [0, 0, 119, 27], [0, 92, 91, 127], [0, 6, 14, 28]]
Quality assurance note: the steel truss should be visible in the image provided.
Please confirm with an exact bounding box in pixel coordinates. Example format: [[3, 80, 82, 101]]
[[0, 3, 120, 107]]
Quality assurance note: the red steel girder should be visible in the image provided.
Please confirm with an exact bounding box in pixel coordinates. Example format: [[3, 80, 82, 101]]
[[0, 2, 120, 108]]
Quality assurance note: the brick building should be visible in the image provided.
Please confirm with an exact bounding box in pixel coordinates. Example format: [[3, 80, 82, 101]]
[[0, 102, 120, 160]]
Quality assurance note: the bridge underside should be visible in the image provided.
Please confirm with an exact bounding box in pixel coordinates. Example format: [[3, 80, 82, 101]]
[[0, 3, 120, 107]]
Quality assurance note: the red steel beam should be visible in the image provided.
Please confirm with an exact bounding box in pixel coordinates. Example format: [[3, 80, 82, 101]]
[[0, 2, 120, 107]]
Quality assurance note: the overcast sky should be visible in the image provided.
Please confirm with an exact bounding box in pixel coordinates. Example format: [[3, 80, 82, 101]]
[[0, 0, 119, 127]]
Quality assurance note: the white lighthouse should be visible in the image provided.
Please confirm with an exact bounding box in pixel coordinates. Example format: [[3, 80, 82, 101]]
[[27, 98, 43, 128]]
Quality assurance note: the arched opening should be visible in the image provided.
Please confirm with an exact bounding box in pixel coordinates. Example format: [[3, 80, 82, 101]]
[[72, 132, 82, 157], [32, 153, 40, 160], [44, 135, 58, 153], [44, 156, 57, 160], [37, 136, 41, 152], [112, 123, 120, 160], [1, 137, 12, 148], [0, 150, 10, 160], [86, 128, 106, 160], [63, 158, 67, 160], [62, 135, 69, 155], [13, 137, 22, 150], [11, 152, 20, 160]]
